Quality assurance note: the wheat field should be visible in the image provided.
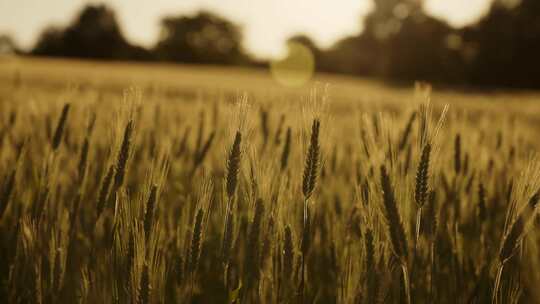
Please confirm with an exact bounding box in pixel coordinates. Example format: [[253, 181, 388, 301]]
[[0, 57, 539, 303]]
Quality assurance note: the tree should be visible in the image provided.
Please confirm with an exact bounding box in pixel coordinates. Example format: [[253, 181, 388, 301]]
[[32, 4, 151, 60], [319, 0, 469, 84], [321, 35, 380, 75], [32, 27, 65, 56], [464, 0, 540, 87], [154, 11, 245, 65], [0, 34, 20, 55]]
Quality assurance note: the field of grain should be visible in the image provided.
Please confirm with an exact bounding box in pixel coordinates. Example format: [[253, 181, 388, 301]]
[[0, 57, 539, 303]]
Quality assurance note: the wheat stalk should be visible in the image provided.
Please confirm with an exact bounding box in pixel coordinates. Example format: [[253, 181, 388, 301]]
[[0, 168, 16, 220], [380, 165, 410, 304], [52, 103, 70, 151], [143, 185, 158, 242], [302, 119, 320, 200], [454, 133, 461, 175], [280, 127, 292, 171], [414, 143, 431, 246], [96, 165, 114, 218], [493, 190, 540, 304], [113, 120, 134, 191]]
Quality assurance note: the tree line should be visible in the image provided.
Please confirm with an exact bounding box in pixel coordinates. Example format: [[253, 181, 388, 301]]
[[8, 1, 540, 88]]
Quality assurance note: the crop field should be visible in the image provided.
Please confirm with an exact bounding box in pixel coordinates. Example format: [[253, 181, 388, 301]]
[[0, 57, 540, 303]]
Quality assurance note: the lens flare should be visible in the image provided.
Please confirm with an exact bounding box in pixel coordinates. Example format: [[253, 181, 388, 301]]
[[270, 41, 315, 87]]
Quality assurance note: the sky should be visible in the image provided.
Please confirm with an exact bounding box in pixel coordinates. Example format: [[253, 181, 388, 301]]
[[0, 0, 493, 58]]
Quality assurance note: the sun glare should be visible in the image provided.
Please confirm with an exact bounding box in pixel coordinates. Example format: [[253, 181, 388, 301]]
[[270, 41, 315, 87]]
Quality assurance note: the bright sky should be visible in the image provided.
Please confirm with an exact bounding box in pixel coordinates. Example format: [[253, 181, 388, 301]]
[[0, 0, 493, 58]]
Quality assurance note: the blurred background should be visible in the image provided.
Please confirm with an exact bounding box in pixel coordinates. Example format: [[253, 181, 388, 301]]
[[1, 0, 539, 89]]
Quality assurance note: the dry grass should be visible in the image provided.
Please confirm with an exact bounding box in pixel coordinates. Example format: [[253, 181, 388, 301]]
[[0, 57, 539, 303]]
